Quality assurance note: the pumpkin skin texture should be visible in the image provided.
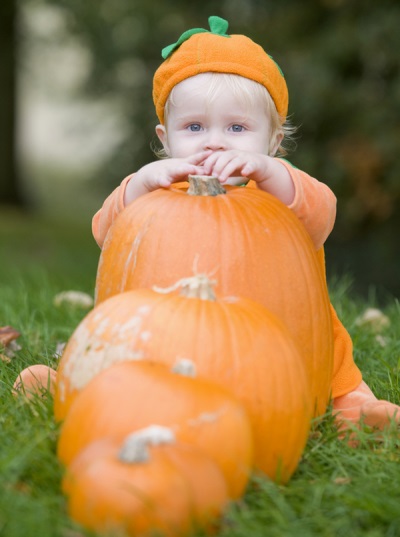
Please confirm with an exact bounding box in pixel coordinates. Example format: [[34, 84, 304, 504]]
[[57, 360, 253, 499], [55, 277, 311, 483], [95, 180, 333, 417], [63, 426, 229, 537]]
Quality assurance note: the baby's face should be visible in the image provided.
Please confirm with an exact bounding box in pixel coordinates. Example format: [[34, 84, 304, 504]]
[[157, 73, 273, 159]]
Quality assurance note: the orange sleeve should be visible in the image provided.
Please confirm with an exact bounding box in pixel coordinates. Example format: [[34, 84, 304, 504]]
[[278, 159, 337, 251], [315, 249, 362, 399], [330, 303, 363, 398], [92, 175, 132, 248], [245, 160, 336, 250]]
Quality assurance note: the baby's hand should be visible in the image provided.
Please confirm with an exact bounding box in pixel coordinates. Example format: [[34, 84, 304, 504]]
[[202, 150, 295, 205], [202, 149, 295, 205], [124, 151, 211, 204], [202, 150, 272, 184], [139, 151, 212, 189]]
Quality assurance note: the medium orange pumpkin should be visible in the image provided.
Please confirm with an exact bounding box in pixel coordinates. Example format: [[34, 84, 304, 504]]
[[95, 176, 333, 416], [55, 275, 311, 483], [57, 359, 253, 500], [63, 425, 229, 537]]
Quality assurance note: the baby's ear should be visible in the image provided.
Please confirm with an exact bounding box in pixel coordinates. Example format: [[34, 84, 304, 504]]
[[270, 131, 284, 156], [155, 124, 169, 155]]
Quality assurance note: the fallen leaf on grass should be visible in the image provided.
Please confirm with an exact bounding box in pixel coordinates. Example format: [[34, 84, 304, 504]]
[[53, 341, 66, 359], [4, 481, 31, 495], [355, 308, 390, 333], [375, 334, 388, 347], [0, 325, 22, 359], [333, 476, 352, 485], [4, 340, 22, 357], [373, 449, 400, 461], [13, 481, 31, 494], [0, 325, 21, 346], [54, 290, 94, 308], [308, 430, 323, 440]]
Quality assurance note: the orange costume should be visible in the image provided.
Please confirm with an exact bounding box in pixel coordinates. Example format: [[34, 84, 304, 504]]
[[92, 16, 399, 431]]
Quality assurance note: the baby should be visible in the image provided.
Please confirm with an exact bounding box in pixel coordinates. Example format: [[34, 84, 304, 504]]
[[93, 16, 400, 434]]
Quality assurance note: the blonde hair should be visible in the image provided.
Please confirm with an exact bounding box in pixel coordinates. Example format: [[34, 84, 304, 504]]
[[153, 73, 296, 158]]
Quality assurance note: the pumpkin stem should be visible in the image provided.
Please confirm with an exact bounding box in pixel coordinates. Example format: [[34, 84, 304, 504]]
[[180, 274, 217, 300], [187, 175, 226, 196], [153, 274, 217, 301], [119, 425, 176, 464]]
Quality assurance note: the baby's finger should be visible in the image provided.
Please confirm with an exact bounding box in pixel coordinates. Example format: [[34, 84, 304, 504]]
[[240, 161, 256, 177], [173, 163, 204, 180], [187, 150, 213, 165], [217, 158, 245, 183], [189, 165, 207, 176], [202, 152, 227, 175], [207, 153, 240, 177], [158, 176, 173, 188]]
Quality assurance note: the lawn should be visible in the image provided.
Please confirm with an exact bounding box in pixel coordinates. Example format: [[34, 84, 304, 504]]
[[1, 207, 400, 537]]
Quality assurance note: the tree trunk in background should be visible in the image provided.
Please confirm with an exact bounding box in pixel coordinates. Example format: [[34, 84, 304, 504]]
[[0, 0, 24, 207]]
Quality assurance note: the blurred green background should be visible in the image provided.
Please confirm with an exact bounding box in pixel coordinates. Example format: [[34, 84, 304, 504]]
[[1, 0, 399, 301]]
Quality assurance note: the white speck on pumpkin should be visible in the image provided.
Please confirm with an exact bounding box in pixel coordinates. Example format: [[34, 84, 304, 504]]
[[121, 219, 153, 287], [140, 331, 152, 342], [187, 408, 226, 427], [60, 312, 146, 398], [137, 305, 152, 315]]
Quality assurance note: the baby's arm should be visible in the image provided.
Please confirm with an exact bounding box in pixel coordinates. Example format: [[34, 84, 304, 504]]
[[279, 159, 337, 251], [92, 175, 130, 248]]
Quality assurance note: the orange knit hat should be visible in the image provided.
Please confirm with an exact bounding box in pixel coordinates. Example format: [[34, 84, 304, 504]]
[[153, 16, 288, 125]]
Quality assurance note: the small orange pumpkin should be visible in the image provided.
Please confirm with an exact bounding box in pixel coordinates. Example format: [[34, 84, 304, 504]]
[[57, 359, 253, 500], [63, 425, 229, 537], [13, 365, 57, 399], [95, 176, 334, 417], [55, 275, 310, 483]]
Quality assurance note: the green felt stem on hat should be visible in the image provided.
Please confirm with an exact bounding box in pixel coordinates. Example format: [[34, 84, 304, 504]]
[[161, 16, 230, 59]]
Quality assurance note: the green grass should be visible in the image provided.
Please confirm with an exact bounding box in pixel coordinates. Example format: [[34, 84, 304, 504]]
[[1, 208, 400, 537]]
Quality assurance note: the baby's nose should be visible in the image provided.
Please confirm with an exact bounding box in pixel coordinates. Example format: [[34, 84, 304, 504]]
[[204, 132, 227, 151]]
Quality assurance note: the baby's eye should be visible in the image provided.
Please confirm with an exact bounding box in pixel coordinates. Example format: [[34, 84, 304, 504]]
[[187, 123, 202, 132], [230, 124, 245, 133]]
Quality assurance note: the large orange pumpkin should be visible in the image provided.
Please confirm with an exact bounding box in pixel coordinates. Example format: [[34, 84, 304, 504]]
[[95, 176, 333, 416], [63, 426, 229, 537], [55, 275, 311, 483], [57, 360, 253, 500]]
